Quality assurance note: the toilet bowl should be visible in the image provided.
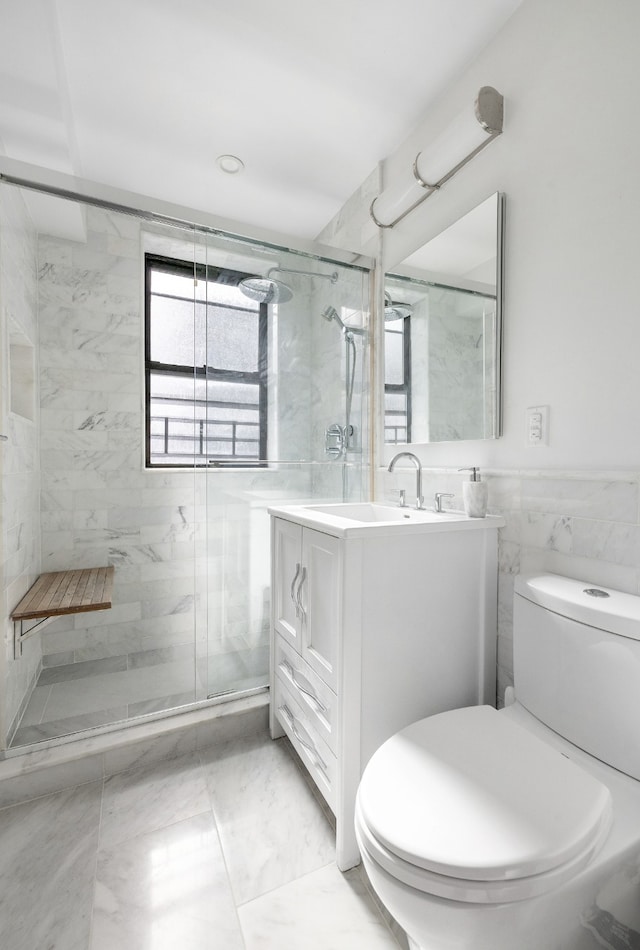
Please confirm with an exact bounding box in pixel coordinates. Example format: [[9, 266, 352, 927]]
[[355, 574, 640, 950]]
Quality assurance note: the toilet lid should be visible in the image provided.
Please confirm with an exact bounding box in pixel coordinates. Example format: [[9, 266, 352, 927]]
[[358, 706, 612, 883]]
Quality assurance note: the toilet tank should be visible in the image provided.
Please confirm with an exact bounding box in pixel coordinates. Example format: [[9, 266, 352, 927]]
[[513, 573, 640, 781]]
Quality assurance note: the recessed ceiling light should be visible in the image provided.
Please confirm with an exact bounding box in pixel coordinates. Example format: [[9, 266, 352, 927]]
[[216, 154, 245, 175]]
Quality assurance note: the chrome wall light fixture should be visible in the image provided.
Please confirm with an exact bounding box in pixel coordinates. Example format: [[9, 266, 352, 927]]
[[370, 86, 504, 229]]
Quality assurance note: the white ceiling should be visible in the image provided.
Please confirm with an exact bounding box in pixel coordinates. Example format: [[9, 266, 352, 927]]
[[0, 0, 523, 240]]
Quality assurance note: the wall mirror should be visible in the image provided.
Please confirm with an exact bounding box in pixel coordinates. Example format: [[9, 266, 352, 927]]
[[383, 192, 504, 444]]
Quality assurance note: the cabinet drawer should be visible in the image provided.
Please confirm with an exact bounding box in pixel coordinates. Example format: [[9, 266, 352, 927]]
[[274, 635, 337, 754], [274, 675, 337, 813]]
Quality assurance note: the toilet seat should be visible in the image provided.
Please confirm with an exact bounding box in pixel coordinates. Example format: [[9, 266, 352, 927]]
[[356, 706, 612, 904]]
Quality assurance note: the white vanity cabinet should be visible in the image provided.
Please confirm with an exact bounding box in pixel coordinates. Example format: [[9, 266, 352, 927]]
[[272, 518, 341, 691], [268, 503, 503, 871]]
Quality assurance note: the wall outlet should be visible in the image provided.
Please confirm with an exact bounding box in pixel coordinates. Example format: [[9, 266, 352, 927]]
[[526, 405, 549, 446]]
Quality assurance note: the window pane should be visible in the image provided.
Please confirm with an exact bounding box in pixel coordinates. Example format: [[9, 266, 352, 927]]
[[196, 279, 255, 309], [147, 258, 266, 467], [150, 295, 200, 365], [150, 373, 195, 403], [385, 328, 404, 385], [235, 424, 259, 440], [148, 372, 260, 464], [150, 286, 260, 372], [385, 393, 406, 412], [151, 270, 195, 299], [236, 441, 259, 456], [206, 304, 259, 372], [205, 379, 259, 409], [384, 392, 408, 445]]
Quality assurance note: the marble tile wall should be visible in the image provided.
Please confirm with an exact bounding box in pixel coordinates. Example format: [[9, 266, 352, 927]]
[[0, 188, 369, 744], [315, 165, 381, 253], [199, 468, 312, 698], [36, 208, 208, 703], [427, 288, 487, 443], [380, 467, 640, 704], [0, 184, 41, 743], [34, 207, 369, 712], [308, 268, 370, 502]]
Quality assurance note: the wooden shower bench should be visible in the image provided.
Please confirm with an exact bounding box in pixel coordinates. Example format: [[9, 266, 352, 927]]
[[11, 566, 114, 658]]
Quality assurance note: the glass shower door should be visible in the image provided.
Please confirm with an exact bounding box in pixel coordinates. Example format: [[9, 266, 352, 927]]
[[202, 231, 370, 700]]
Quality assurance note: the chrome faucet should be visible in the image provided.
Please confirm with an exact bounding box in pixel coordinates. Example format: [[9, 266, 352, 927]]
[[388, 452, 424, 510]]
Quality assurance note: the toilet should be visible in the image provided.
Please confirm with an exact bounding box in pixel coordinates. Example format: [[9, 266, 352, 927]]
[[355, 573, 640, 950]]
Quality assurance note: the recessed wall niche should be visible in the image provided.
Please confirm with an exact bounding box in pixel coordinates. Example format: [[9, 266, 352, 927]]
[[9, 333, 35, 421]]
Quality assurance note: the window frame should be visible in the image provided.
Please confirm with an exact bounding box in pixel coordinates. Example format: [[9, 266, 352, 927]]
[[144, 253, 268, 469], [384, 314, 412, 444]]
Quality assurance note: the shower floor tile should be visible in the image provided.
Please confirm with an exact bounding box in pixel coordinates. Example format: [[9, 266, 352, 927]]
[[11, 659, 199, 747], [12, 643, 268, 748], [11, 704, 129, 747], [0, 731, 405, 950], [43, 660, 196, 720], [38, 654, 128, 685]]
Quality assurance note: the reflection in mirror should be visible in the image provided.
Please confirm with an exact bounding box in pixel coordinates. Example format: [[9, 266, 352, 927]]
[[384, 193, 504, 444]]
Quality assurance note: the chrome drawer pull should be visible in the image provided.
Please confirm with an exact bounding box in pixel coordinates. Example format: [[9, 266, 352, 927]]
[[290, 563, 302, 617], [279, 659, 327, 713], [279, 704, 327, 772]]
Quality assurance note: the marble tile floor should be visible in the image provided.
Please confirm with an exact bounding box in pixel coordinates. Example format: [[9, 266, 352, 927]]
[[11, 651, 268, 748], [0, 729, 404, 949]]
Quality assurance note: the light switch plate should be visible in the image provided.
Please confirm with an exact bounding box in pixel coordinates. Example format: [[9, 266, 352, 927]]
[[526, 405, 549, 446]]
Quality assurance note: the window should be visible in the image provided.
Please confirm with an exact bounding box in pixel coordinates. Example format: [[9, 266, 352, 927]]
[[145, 254, 268, 467], [384, 315, 411, 444]]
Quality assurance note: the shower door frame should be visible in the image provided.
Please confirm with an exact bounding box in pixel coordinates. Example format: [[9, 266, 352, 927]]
[[0, 157, 375, 756]]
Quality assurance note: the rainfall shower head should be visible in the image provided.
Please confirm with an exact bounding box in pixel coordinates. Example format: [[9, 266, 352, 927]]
[[239, 276, 293, 304], [384, 302, 412, 322], [384, 293, 413, 322], [239, 265, 339, 305]]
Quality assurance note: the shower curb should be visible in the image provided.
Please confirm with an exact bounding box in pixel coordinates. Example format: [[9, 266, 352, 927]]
[[0, 692, 269, 809]]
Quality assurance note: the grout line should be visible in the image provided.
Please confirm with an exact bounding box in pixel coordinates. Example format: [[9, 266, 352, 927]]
[[38, 684, 54, 726], [87, 769, 107, 949], [196, 747, 247, 939], [233, 858, 337, 909]]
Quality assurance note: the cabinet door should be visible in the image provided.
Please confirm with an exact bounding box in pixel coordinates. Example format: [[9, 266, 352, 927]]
[[272, 518, 303, 649], [299, 528, 341, 691]]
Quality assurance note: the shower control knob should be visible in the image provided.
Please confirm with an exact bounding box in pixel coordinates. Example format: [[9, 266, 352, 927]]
[[325, 424, 345, 458]]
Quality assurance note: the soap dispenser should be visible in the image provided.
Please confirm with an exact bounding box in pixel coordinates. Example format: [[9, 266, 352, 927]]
[[459, 467, 488, 518]]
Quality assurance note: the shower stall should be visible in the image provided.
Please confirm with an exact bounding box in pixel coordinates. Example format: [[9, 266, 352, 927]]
[[0, 176, 370, 752]]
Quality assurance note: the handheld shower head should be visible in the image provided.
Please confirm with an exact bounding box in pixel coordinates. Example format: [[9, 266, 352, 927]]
[[321, 306, 365, 336], [322, 305, 342, 327]]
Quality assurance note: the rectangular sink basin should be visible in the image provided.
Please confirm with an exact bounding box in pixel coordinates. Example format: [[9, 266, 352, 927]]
[[305, 503, 463, 523], [268, 502, 503, 539]]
